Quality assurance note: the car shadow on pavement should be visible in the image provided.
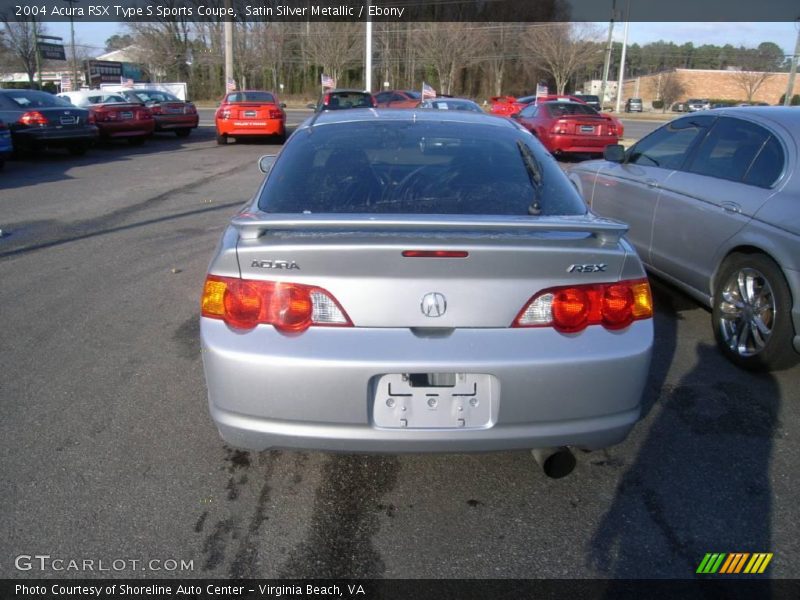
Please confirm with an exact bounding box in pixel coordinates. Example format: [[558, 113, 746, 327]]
[[589, 323, 779, 582]]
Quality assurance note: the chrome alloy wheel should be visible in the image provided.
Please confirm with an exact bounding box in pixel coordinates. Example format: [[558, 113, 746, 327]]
[[717, 267, 775, 358]]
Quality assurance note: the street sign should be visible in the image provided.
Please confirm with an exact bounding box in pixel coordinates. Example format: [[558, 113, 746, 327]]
[[38, 42, 66, 61]]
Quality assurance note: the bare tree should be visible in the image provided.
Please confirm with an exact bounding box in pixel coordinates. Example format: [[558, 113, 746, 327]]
[[301, 22, 361, 86], [730, 69, 774, 103], [481, 23, 522, 97], [418, 23, 483, 95], [523, 23, 603, 94], [1, 18, 45, 86], [655, 70, 686, 112]]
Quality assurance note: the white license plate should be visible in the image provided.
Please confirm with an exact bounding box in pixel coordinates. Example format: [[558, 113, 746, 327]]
[[244, 110, 257, 118], [120, 111, 133, 120], [580, 125, 594, 133], [372, 373, 495, 429], [60, 116, 76, 125], [165, 107, 183, 114]]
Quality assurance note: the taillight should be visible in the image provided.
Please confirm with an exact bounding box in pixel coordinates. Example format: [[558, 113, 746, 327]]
[[219, 109, 232, 120], [370, 96, 377, 108], [137, 108, 153, 120], [19, 111, 48, 126], [87, 112, 96, 125], [322, 93, 331, 106], [91, 109, 108, 122], [513, 279, 652, 333], [201, 275, 352, 333], [185, 103, 197, 114], [149, 104, 162, 115], [551, 119, 569, 135], [268, 108, 283, 119]]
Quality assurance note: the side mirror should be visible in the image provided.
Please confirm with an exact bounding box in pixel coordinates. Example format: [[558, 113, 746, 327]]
[[279, 102, 287, 109], [258, 154, 277, 174], [603, 144, 626, 163]]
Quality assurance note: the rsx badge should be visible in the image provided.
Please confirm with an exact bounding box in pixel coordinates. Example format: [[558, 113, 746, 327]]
[[568, 264, 607, 273]]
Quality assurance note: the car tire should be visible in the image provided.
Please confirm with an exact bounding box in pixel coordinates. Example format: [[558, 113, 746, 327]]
[[0, 159, 4, 170], [128, 136, 146, 146], [216, 133, 228, 145], [68, 142, 88, 156], [275, 132, 286, 144], [712, 253, 797, 371], [175, 128, 191, 138]]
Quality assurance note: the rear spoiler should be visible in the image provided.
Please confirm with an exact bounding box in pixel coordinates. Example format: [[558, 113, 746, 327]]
[[232, 212, 628, 246]]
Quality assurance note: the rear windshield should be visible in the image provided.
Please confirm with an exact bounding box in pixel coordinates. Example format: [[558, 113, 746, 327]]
[[258, 120, 586, 217], [2, 91, 72, 109], [543, 103, 598, 117], [422, 100, 482, 113], [324, 92, 373, 109], [133, 91, 180, 103], [404, 91, 421, 99], [581, 95, 600, 102], [226, 92, 275, 103]]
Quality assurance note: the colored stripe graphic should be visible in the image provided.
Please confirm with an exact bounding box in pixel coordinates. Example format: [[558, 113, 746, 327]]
[[744, 553, 773, 574], [698, 553, 773, 574], [697, 553, 726, 574]]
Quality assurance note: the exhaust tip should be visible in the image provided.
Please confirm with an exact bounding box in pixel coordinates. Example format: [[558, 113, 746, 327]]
[[532, 447, 576, 479]]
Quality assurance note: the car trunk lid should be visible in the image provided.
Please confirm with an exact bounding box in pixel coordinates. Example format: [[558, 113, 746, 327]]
[[231, 213, 631, 328]]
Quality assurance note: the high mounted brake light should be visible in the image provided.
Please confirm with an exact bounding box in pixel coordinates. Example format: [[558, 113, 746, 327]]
[[513, 279, 653, 333], [201, 275, 352, 332]]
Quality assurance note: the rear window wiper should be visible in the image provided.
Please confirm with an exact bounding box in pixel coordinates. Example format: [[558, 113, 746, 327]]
[[517, 140, 543, 215]]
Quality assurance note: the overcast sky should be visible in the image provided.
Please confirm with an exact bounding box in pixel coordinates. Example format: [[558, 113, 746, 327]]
[[45, 21, 800, 60]]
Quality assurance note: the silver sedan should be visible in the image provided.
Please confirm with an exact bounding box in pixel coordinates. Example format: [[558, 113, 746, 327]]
[[569, 107, 800, 371]]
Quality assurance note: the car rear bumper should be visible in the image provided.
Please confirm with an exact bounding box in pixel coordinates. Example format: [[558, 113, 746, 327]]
[[217, 120, 285, 136], [97, 121, 154, 138], [154, 114, 199, 130], [547, 134, 619, 154], [202, 319, 652, 452], [11, 126, 98, 146]]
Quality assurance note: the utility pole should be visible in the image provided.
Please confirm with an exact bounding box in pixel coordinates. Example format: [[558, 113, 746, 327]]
[[32, 17, 43, 89], [599, 0, 616, 110], [224, 0, 234, 91], [614, 0, 631, 113], [365, 0, 373, 92], [63, 0, 80, 89], [783, 21, 800, 106]]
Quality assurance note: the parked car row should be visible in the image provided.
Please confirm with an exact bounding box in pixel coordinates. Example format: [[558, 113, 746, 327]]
[[0, 88, 200, 161]]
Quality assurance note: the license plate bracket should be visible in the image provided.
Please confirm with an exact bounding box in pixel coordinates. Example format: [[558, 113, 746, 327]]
[[244, 110, 257, 118], [372, 373, 494, 429]]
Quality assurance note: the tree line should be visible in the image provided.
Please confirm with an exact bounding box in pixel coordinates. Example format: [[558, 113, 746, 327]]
[[2, 19, 793, 101]]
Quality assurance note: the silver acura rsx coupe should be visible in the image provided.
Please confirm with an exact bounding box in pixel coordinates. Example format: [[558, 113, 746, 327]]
[[200, 109, 653, 476]]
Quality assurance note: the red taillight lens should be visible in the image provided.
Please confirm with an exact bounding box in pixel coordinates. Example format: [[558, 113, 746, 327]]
[[201, 275, 351, 333], [149, 105, 162, 115], [513, 278, 653, 333], [137, 108, 153, 120], [268, 108, 283, 119], [551, 119, 569, 135], [219, 109, 232, 120], [185, 103, 197, 114], [19, 111, 48, 126], [551, 287, 591, 332], [323, 93, 331, 106]]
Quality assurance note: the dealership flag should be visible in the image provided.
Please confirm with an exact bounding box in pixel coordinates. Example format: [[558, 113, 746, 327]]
[[536, 83, 549, 98], [422, 82, 436, 99], [120, 76, 134, 88], [321, 73, 336, 89], [226, 78, 237, 91]]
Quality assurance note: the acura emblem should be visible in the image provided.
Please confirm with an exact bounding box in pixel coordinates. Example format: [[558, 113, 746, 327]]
[[421, 292, 447, 318]]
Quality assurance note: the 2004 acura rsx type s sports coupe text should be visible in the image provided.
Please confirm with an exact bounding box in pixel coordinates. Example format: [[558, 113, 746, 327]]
[[200, 109, 654, 477]]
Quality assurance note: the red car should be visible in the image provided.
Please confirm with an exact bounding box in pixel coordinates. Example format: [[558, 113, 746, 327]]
[[512, 100, 620, 156], [373, 90, 421, 108], [58, 91, 154, 146], [119, 89, 198, 137], [215, 90, 286, 145], [489, 95, 537, 116]]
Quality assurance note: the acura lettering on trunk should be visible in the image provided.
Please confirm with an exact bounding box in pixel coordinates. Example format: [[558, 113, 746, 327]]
[[200, 109, 654, 478]]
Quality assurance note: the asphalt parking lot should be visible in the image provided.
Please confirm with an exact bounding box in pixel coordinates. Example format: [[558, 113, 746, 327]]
[[1, 118, 798, 580]]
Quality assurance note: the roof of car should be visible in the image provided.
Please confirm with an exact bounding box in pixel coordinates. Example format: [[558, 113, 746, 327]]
[[300, 108, 519, 130], [687, 105, 800, 129]]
